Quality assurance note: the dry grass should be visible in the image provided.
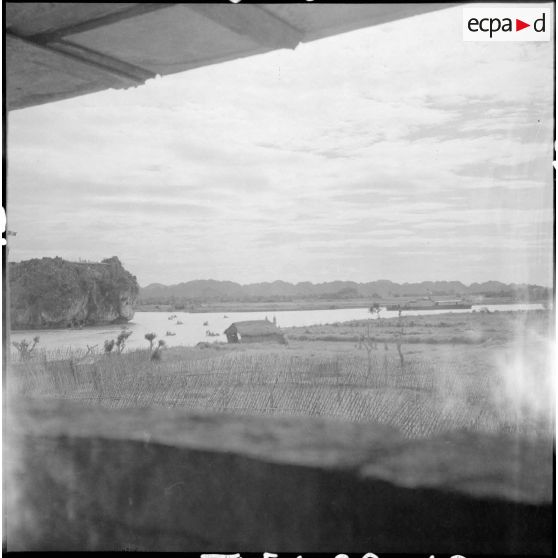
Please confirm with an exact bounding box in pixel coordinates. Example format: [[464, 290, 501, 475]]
[[8, 311, 554, 441], [284, 309, 551, 345]]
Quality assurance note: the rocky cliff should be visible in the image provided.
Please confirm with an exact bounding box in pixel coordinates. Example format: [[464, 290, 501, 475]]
[[9, 256, 139, 330]]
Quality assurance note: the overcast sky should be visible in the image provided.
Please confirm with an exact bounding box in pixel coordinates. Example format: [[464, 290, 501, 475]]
[[7, 5, 554, 287]]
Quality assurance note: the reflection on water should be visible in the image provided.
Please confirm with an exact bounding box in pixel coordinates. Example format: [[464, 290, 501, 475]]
[[9, 303, 544, 353]]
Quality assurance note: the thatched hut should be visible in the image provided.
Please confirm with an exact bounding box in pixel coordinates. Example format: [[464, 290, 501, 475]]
[[224, 320, 286, 344]]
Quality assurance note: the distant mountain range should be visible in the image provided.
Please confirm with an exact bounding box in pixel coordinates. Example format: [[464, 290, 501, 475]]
[[139, 279, 550, 304]]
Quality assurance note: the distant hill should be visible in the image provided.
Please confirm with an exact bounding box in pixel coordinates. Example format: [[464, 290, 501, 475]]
[[139, 279, 550, 306]]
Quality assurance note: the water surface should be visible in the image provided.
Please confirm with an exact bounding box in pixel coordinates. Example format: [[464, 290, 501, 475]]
[[10, 303, 544, 354]]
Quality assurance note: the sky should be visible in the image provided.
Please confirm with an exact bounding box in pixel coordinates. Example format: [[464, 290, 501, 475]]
[[7, 4, 554, 287]]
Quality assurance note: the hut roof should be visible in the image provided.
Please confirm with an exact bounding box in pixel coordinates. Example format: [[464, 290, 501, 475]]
[[224, 320, 281, 336]]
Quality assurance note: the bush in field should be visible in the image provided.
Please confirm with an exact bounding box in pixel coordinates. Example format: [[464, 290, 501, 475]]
[[369, 303, 383, 348], [115, 329, 132, 353], [12, 336, 40, 361], [359, 325, 376, 374], [395, 311, 405, 366], [103, 329, 132, 355], [145, 332, 157, 351], [144, 333, 164, 360], [370, 302, 381, 314], [151, 339, 166, 361]]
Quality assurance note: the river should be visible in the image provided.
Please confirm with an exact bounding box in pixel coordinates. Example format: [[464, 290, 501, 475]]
[[9, 303, 545, 355]]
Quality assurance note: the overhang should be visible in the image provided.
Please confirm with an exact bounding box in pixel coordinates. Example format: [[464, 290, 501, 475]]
[[5, 3, 458, 110]]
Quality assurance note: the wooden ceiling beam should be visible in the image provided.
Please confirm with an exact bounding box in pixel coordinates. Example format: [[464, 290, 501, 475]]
[[30, 4, 176, 43], [7, 30, 155, 84], [185, 4, 303, 50]]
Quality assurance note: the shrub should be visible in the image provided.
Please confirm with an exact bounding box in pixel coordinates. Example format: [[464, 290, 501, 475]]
[[145, 332, 157, 351], [115, 329, 132, 353], [12, 336, 40, 361], [151, 339, 166, 361]]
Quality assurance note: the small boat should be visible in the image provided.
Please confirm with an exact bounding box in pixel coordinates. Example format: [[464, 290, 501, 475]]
[[223, 315, 228, 318], [166, 331, 176, 336], [203, 321, 209, 326]]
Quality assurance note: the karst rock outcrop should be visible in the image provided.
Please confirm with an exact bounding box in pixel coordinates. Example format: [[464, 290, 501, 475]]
[[9, 256, 139, 329]]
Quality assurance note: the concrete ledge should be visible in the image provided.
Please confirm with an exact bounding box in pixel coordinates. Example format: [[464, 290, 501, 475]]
[[5, 397, 553, 553]]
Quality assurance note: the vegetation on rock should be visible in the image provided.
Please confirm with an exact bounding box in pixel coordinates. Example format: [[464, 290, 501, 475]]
[[9, 256, 139, 329]]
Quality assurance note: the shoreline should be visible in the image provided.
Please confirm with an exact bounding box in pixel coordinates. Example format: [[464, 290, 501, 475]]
[[135, 298, 547, 314], [10, 309, 552, 357], [10, 301, 548, 334]]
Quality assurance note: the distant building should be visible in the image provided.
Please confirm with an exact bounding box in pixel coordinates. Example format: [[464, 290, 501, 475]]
[[224, 320, 286, 344]]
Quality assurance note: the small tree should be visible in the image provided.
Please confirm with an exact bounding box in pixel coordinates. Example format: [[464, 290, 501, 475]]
[[370, 302, 381, 315], [104, 339, 115, 354], [395, 309, 405, 368], [369, 303, 382, 349], [151, 339, 166, 361], [359, 324, 376, 375], [115, 330, 132, 353], [144, 332, 157, 351], [12, 336, 40, 361]]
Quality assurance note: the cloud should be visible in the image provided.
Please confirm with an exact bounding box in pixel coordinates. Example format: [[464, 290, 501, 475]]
[[6, 4, 554, 286]]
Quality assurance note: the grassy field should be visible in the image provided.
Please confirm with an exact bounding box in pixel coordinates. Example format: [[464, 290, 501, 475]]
[[8, 310, 553, 440], [285, 308, 550, 343]]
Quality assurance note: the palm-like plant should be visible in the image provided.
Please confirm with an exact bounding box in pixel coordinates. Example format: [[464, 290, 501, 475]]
[[145, 332, 157, 351], [115, 330, 132, 353]]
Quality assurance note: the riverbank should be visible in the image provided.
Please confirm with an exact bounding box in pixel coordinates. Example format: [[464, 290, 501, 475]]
[[8, 309, 553, 439], [136, 298, 377, 313], [10, 303, 548, 356], [135, 296, 548, 313]]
